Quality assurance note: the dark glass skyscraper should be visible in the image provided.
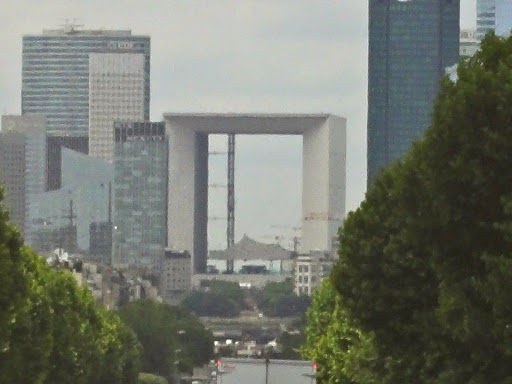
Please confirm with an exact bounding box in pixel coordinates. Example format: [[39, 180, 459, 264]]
[[367, 0, 460, 185], [22, 26, 150, 134], [112, 121, 168, 269]]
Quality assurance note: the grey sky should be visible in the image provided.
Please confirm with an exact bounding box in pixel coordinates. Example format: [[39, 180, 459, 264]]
[[0, 1, 476, 250]]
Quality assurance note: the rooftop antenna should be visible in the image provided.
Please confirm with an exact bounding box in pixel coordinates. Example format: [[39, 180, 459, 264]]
[[59, 18, 84, 34]]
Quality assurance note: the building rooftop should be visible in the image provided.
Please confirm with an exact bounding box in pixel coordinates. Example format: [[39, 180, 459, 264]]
[[40, 26, 133, 36]]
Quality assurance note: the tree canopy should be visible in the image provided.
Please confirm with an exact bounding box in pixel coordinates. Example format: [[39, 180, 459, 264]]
[[182, 280, 246, 317], [306, 32, 512, 383], [0, 186, 141, 384], [258, 281, 312, 317], [118, 300, 214, 380]]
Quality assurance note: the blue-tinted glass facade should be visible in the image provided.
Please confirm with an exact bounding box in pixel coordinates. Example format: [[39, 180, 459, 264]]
[[22, 29, 150, 133], [367, 0, 460, 186], [28, 148, 113, 254], [112, 121, 168, 269], [477, 0, 512, 41]]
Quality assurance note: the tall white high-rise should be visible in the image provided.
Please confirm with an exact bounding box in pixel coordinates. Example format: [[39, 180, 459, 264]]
[[477, 0, 512, 41], [89, 53, 146, 162]]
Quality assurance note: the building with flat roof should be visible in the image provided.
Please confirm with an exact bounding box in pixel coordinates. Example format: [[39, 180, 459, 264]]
[[159, 249, 192, 304], [89, 53, 146, 162], [460, 29, 479, 58], [293, 252, 333, 296], [112, 121, 168, 269], [0, 115, 46, 239], [22, 26, 150, 134], [367, 0, 460, 185]]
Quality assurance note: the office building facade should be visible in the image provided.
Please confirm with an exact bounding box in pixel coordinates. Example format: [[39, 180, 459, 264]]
[[89, 53, 146, 162], [159, 250, 192, 304], [29, 148, 113, 254], [47, 132, 88, 190], [477, 0, 512, 41], [22, 26, 150, 134], [112, 121, 168, 269], [460, 29, 479, 58], [367, 0, 460, 185], [0, 115, 47, 239]]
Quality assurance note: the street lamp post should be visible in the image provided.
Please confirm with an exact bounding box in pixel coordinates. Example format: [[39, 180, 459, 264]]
[[173, 330, 186, 384]]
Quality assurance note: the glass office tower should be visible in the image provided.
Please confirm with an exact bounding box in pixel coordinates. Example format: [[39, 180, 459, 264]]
[[367, 0, 460, 186], [0, 115, 46, 240], [477, 0, 512, 41], [22, 25, 150, 133], [112, 121, 168, 270]]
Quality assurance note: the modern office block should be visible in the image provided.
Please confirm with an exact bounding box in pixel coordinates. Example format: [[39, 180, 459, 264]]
[[88, 53, 146, 162], [112, 121, 168, 269], [22, 25, 150, 134], [47, 132, 88, 191], [367, 0, 460, 185], [477, 0, 512, 41], [29, 148, 113, 254], [0, 115, 46, 239], [89, 222, 113, 259]]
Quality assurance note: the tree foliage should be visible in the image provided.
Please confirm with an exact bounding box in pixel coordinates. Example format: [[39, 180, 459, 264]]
[[138, 373, 169, 384], [118, 300, 214, 380], [182, 280, 245, 317], [0, 186, 140, 384], [259, 281, 312, 317], [303, 278, 377, 384], [307, 32, 512, 383]]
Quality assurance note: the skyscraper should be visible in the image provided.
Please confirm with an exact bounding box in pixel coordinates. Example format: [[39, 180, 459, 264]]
[[22, 25, 150, 134], [112, 121, 168, 269], [0, 115, 47, 239], [89, 53, 146, 162], [367, 0, 460, 185], [46, 132, 88, 191], [477, 0, 512, 42]]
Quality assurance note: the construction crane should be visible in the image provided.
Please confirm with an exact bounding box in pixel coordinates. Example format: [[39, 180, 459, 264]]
[[270, 225, 301, 252], [226, 134, 235, 274]]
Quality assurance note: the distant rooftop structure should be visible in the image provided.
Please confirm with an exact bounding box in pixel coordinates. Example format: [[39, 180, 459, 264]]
[[209, 235, 292, 261], [40, 22, 133, 36]]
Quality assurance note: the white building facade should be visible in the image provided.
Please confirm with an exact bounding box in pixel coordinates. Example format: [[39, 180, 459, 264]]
[[293, 252, 334, 296], [460, 29, 479, 58], [89, 53, 145, 162]]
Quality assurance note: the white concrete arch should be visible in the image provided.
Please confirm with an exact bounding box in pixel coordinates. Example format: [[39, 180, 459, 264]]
[[164, 113, 346, 273]]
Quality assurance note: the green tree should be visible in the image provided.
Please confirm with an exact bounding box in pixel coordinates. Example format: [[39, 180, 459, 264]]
[[303, 278, 377, 384], [0, 186, 140, 384], [118, 300, 213, 380], [328, 32, 512, 383], [258, 281, 312, 317], [138, 373, 169, 384], [182, 281, 245, 317]]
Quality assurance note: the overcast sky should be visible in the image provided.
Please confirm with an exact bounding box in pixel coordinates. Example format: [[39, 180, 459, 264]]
[[0, 1, 476, 250]]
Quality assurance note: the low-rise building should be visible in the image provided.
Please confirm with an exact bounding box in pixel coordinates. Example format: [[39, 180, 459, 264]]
[[294, 252, 334, 296], [159, 249, 192, 304]]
